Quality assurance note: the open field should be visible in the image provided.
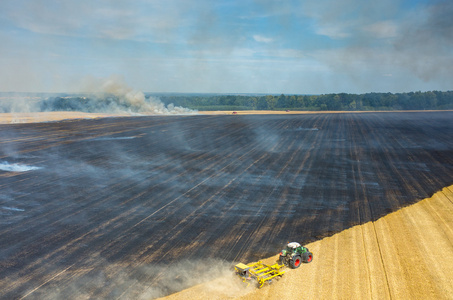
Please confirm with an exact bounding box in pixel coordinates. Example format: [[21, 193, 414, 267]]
[[0, 112, 131, 124], [0, 111, 452, 299], [164, 185, 453, 300]]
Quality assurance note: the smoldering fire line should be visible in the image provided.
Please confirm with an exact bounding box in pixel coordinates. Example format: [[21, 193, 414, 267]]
[[38, 94, 197, 115], [0, 94, 197, 116]]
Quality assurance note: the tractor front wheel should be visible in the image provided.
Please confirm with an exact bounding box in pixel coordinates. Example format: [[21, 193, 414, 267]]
[[290, 256, 302, 269]]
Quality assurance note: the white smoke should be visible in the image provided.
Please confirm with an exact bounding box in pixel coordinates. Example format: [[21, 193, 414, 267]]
[[0, 161, 42, 172], [81, 75, 197, 115], [92, 75, 147, 106], [0, 75, 197, 116], [0, 95, 42, 114]]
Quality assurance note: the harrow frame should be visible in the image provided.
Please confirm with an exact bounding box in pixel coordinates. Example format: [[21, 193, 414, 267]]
[[234, 261, 285, 288]]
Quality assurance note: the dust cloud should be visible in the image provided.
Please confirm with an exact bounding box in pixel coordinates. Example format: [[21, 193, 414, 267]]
[[24, 258, 247, 300]]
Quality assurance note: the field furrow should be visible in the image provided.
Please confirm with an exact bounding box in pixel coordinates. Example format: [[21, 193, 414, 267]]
[[0, 112, 451, 299]]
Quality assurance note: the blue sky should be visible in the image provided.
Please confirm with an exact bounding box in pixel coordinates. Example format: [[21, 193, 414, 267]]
[[0, 0, 452, 94]]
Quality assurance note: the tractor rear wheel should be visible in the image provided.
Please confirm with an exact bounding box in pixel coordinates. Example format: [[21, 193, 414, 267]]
[[290, 256, 302, 269], [303, 252, 313, 263]]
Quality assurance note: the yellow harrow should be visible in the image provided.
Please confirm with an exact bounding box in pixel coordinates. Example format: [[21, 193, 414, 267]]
[[234, 261, 285, 288]]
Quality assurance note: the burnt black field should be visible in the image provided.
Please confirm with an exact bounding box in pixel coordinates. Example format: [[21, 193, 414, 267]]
[[1, 112, 452, 299]]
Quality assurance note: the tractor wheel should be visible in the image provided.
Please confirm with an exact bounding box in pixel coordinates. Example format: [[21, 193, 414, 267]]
[[290, 256, 302, 269], [303, 252, 313, 263], [279, 255, 285, 265]]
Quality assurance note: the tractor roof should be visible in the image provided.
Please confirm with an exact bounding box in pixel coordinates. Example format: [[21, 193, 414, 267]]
[[287, 242, 301, 248]]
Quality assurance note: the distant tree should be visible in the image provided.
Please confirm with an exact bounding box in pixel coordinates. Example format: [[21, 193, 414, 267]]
[[257, 96, 268, 109], [247, 97, 258, 109], [266, 95, 277, 110], [276, 94, 287, 108], [425, 91, 437, 109]]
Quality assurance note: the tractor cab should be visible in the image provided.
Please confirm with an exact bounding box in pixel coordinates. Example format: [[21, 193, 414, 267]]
[[286, 242, 301, 253]]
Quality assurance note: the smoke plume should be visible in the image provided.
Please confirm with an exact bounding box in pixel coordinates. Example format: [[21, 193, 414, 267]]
[[45, 75, 196, 115], [393, 0, 453, 82], [0, 75, 196, 115]]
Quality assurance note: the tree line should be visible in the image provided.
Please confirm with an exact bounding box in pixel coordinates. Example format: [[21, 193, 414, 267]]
[[157, 91, 453, 111]]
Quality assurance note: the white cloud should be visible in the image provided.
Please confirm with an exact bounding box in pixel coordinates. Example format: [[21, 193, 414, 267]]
[[253, 35, 274, 43], [0, 0, 195, 41], [315, 25, 351, 39]]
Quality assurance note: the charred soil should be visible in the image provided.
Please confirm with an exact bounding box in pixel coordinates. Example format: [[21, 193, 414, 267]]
[[0, 112, 452, 299]]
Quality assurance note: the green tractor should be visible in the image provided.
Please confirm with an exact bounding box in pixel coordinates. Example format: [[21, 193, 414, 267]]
[[279, 242, 313, 269]]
